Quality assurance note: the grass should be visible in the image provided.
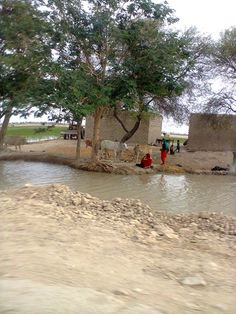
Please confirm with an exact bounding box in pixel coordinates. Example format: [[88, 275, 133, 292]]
[[168, 137, 187, 144], [6, 125, 67, 139]]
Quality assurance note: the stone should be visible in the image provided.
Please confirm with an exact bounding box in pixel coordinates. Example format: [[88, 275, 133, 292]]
[[81, 196, 89, 205], [189, 222, 198, 231], [213, 224, 220, 231], [113, 197, 122, 203], [156, 224, 179, 239], [212, 303, 228, 311], [132, 288, 143, 294], [71, 199, 80, 206], [180, 275, 207, 287], [80, 213, 94, 219], [150, 230, 158, 237], [113, 289, 130, 296], [179, 227, 192, 236], [198, 212, 210, 219], [185, 303, 201, 311]]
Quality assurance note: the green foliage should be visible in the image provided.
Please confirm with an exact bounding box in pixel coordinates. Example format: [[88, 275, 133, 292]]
[[204, 27, 236, 114], [215, 27, 236, 78], [0, 0, 209, 130], [6, 125, 67, 138], [37, 0, 204, 123], [0, 0, 52, 117]]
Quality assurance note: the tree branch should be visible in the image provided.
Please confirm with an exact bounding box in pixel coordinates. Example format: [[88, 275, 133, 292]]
[[113, 105, 129, 133]]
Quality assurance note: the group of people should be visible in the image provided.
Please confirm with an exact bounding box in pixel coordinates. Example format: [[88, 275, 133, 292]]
[[136, 139, 181, 169]]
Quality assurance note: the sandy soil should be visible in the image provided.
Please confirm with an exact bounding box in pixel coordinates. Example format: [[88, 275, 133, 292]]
[[0, 184, 236, 314], [2, 139, 233, 174]]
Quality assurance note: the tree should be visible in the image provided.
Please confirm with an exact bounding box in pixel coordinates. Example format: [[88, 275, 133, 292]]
[[111, 24, 208, 142], [204, 27, 236, 114], [34, 67, 94, 160], [0, 0, 52, 149], [213, 27, 236, 81], [39, 0, 207, 160]]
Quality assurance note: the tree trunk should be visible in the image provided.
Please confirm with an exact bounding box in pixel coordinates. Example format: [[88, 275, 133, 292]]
[[120, 114, 142, 143], [0, 105, 13, 150], [233, 152, 236, 166], [91, 106, 105, 161], [113, 103, 143, 144], [75, 118, 83, 162]]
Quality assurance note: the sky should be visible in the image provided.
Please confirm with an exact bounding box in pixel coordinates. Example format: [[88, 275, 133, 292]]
[[166, 0, 236, 39], [161, 0, 236, 134], [8, 0, 236, 134]]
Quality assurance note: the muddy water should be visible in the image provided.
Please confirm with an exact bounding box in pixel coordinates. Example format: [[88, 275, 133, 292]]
[[0, 160, 235, 216], [27, 135, 59, 143]]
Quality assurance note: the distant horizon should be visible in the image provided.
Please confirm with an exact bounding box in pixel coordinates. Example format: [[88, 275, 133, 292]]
[[2, 117, 190, 135]]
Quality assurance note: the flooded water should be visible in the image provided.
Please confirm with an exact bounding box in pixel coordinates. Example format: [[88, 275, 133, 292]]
[[27, 135, 59, 143], [0, 160, 235, 216]]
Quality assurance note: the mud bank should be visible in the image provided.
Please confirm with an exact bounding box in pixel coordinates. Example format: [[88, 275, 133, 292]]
[[1, 184, 236, 314], [0, 150, 232, 176]]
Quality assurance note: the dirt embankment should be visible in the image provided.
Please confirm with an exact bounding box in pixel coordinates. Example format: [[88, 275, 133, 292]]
[[0, 139, 234, 175], [1, 184, 236, 313]]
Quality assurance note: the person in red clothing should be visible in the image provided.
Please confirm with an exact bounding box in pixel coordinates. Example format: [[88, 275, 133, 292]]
[[161, 139, 168, 165], [136, 153, 153, 168]]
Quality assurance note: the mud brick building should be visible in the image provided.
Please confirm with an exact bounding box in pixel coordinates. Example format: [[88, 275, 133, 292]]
[[188, 113, 236, 151], [85, 112, 162, 144]]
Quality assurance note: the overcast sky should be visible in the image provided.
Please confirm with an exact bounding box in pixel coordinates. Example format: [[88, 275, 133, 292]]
[[162, 0, 236, 134], [166, 0, 236, 38], [9, 0, 236, 133]]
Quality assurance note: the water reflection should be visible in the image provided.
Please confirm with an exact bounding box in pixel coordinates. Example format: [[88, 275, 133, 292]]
[[0, 161, 235, 216], [27, 136, 59, 143]]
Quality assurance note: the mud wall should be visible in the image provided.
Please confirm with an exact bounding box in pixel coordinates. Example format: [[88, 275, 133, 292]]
[[188, 113, 236, 151], [85, 112, 162, 144]]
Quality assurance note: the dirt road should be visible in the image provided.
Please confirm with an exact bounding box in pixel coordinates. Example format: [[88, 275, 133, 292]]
[[0, 184, 236, 313]]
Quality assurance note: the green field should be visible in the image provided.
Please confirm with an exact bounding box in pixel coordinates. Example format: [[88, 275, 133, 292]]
[[6, 125, 67, 139], [168, 137, 187, 144]]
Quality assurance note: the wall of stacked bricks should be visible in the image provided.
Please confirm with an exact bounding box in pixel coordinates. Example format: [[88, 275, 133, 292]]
[[188, 113, 236, 151], [85, 112, 162, 144]]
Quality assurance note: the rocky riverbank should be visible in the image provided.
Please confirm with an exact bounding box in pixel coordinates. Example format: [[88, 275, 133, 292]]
[[1, 184, 236, 313], [1, 184, 236, 239]]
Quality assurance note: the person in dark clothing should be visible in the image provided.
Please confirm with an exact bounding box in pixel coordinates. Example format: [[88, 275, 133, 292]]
[[170, 144, 175, 155], [175, 139, 180, 153], [136, 153, 153, 168]]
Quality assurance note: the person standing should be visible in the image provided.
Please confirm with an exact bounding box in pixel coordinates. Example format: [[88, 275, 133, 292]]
[[161, 139, 168, 165], [176, 139, 180, 153]]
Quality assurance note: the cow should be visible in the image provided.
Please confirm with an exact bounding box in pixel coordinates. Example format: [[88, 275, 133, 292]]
[[3, 136, 27, 151], [133, 144, 143, 163], [133, 144, 153, 163], [100, 140, 128, 160], [85, 139, 102, 149]]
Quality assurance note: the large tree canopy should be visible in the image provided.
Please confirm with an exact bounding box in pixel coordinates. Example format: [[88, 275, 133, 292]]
[[0, 0, 52, 148], [37, 0, 207, 158], [214, 27, 236, 81], [0, 0, 210, 159], [204, 27, 236, 114]]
